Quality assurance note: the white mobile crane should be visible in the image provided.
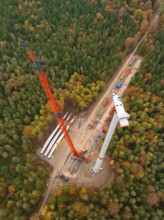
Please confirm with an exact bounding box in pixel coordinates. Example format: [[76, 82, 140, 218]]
[[93, 92, 130, 173]]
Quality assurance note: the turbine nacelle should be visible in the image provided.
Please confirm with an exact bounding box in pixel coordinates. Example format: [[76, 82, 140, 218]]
[[113, 94, 130, 128]]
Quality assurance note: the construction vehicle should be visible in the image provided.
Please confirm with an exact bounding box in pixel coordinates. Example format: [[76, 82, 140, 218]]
[[102, 128, 107, 134], [125, 67, 131, 75], [120, 72, 125, 80], [129, 56, 137, 66], [59, 174, 68, 182], [102, 98, 110, 108], [93, 92, 130, 173], [116, 83, 122, 88], [105, 116, 110, 123], [19, 38, 86, 159]]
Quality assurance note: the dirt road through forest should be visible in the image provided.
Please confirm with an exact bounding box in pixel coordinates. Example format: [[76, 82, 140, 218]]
[[39, 11, 160, 209]]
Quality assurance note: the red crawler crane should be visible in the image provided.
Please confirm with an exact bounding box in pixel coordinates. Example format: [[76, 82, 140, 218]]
[[20, 38, 86, 159]]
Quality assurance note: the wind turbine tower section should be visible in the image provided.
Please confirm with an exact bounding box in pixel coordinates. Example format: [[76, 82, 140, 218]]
[[93, 93, 130, 173]]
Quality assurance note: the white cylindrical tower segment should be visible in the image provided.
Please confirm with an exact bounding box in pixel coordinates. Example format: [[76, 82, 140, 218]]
[[93, 113, 119, 173]]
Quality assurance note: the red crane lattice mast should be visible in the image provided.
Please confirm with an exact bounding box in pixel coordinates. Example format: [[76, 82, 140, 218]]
[[20, 38, 86, 158]]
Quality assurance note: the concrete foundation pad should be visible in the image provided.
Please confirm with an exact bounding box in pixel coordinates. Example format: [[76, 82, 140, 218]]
[[76, 153, 116, 188]]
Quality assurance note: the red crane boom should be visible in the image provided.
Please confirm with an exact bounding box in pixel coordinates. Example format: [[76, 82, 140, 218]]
[[20, 39, 85, 158]]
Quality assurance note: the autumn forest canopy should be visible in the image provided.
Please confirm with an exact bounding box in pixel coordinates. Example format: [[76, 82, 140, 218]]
[[0, 0, 163, 219]]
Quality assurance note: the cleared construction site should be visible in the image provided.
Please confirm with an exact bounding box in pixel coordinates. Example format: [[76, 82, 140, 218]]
[[37, 54, 143, 208]]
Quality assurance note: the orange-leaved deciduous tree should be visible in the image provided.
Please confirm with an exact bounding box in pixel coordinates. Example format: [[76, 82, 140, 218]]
[[40, 205, 52, 220], [96, 12, 104, 20], [8, 185, 16, 195], [108, 202, 120, 215], [73, 201, 84, 214], [23, 125, 33, 137], [79, 186, 87, 198], [124, 37, 134, 49]]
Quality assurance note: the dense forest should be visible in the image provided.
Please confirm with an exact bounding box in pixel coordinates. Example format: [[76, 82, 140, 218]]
[[39, 20, 164, 220], [0, 0, 163, 219]]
